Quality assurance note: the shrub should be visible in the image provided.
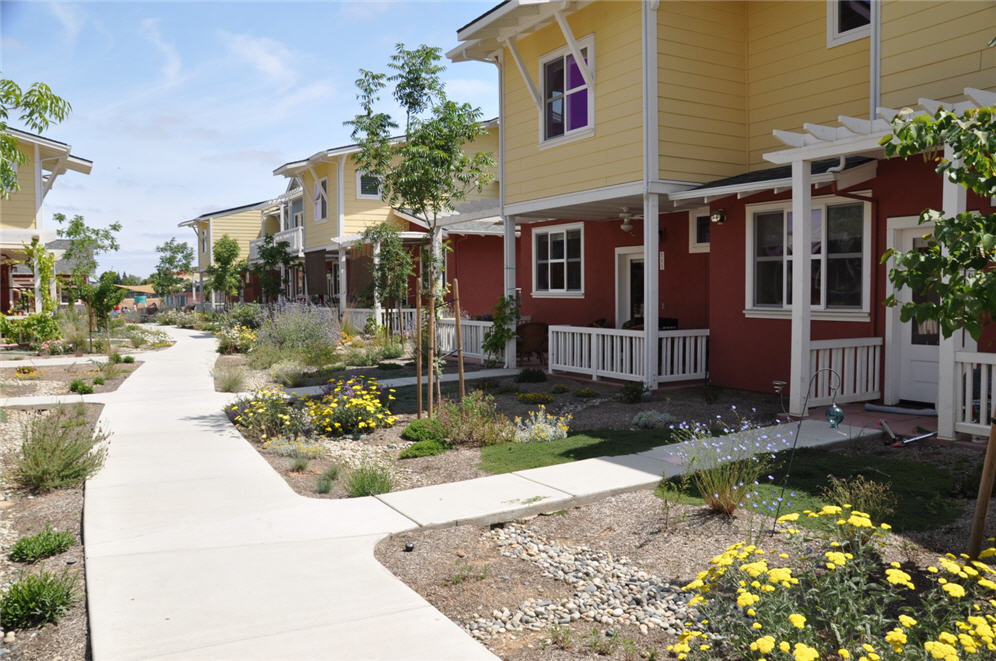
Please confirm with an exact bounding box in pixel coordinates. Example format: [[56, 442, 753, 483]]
[[122, 355, 135, 364], [632, 410, 677, 430], [820, 474, 897, 524], [15, 404, 107, 492], [399, 438, 451, 459], [7, 313, 60, 348], [269, 360, 308, 388], [306, 377, 397, 437], [289, 455, 310, 472], [316, 466, 339, 493], [401, 418, 446, 443], [436, 391, 516, 447], [9, 526, 75, 563], [515, 368, 547, 383], [251, 303, 339, 368], [550, 383, 569, 394], [0, 570, 78, 630], [517, 392, 553, 405], [226, 387, 308, 442], [38, 339, 71, 355], [377, 361, 403, 370], [92, 376, 105, 386], [345, 464, 394, 497], [574, 387, 598, 399], [213, 365, 246, 393], [617, 382, 646, 404], [671, 508, 996, 661], [14, 366, 37, 379], [216, 324, 257, 354], [221, 303, 266, 330], [108, 352, 122, 364], [380, 341, 404, 360], [68, 379, 93, 394], [514, 406, 572, 443]]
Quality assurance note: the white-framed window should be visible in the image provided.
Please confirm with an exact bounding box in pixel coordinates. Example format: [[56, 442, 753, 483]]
[[745, 197, 870, 314], [532, 223, 583, 296], [357, 171, 381, 200], [201, 229, 207, 253], [292, 211, 303, 228], [538, 36, 594, 144], [689, 207, 711, 254], [827, 0, 871, 48], [314, 178, 328, 221]]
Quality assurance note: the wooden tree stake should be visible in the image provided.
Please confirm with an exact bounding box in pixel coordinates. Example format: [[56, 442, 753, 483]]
[[428, 283, 436, 417], [415, 273, 423, 420], [969, 410, 996, 558], [454, 279, 465, 400]]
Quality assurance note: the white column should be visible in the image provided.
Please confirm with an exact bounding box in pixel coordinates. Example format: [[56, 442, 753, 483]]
[[937, 144, 967, 440], [642, 193, 659, 388], [789, 159, 813, 417], [49, 277, 57, 310], [372, 240, 382, 325], [32, 262, 42, 314], [338, 248, 348, 317], [503, 215, 517, 369]]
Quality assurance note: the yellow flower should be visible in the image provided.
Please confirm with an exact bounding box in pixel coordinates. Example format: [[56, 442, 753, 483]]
[[793, 642, 818, 661], [789, 613, 806, 629], [777, 512, 800, 523], [839, 650, 851, 659], [779, 641, 791, 653], [899, 614, 917, 628], [751, 636, 775, 654], [942, 582, 966, 598]]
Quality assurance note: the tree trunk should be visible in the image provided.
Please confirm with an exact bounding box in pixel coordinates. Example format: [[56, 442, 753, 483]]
[[415, 275, 422, 420], [428, 288, 435, 417], [968, 409, 996, 558]]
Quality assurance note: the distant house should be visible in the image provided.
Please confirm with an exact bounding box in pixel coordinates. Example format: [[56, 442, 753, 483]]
[[113, 283, 161, 310], [1, 129, 92, 314]]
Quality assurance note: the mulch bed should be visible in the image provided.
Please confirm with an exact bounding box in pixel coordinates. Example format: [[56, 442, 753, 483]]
[[0, 362, 141, 398]]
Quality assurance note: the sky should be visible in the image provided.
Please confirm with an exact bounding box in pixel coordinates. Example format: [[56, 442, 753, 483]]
[[1, 0, 498, 276]]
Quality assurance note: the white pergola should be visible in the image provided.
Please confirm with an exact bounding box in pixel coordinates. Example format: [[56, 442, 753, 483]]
[[763, 87, 996, 436]]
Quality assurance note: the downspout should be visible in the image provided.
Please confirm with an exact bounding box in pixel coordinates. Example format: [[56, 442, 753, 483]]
[[870, 0, 882, 121]]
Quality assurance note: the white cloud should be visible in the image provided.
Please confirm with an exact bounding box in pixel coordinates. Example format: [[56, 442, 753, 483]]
[[217, 30, 300, 87], [140, 18, 182, 87], [48, 3, 84, 42]]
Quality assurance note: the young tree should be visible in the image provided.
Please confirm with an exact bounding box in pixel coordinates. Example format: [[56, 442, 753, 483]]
[[251, 235, 294, 303], [78, 272, 126, 351], [1, 78, 71, 197], [150, 238, 194, 307], [206, 235, 242, 304], [880, 105, 996, 557], [362, 222, 414, 338]]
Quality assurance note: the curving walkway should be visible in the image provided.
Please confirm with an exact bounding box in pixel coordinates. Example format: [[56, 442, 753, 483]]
[[70, 327, 872, 660]]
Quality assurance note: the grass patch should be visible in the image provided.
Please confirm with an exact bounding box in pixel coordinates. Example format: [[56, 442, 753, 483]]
[[399, 438, 451, 459], [213, 365, 246, 392], [345, 465, 394, 497], [8, 526, 75, 563], [316, 466, 339, 494], [479, 428, 677, 474], [0, 570, 78, 630]]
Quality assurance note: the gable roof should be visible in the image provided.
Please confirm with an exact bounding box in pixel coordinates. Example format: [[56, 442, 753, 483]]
[[3, 127, 92, 174]]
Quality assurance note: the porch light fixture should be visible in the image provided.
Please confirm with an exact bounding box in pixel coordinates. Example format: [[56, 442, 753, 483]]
[[771, 367, 844, 530], [710, 209, 727, 225], [617, 206, 642, 233]]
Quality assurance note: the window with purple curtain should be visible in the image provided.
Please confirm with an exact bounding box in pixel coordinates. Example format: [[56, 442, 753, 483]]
[[543, 46, 590, 140]]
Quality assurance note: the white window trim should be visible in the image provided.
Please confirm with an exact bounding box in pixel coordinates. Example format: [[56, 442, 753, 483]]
[[531, 221, 585, 298], [536, 34, 595, 148], [688, 207, 711, 254], [827, 0, 871, 48], [314, 178, 328, 222], [743, 193, 872, 319], [356, 171, 382, 201]]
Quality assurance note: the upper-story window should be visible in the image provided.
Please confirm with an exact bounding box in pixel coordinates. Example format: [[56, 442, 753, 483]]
[[827, 0, 871, 48], [314, 178, 328, 221], [533, 223, 583, 296], [540, 36, 593, 143], [747, 200, 869, 313], [689, 208, 710, 254], [357, 171, 381, 200], [201, 229, 207, 253]]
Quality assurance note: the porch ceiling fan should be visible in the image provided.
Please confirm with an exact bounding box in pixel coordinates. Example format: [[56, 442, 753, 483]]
[[617, 206, 643, 232]]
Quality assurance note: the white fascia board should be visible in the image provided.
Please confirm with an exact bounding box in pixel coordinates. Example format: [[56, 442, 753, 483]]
[[504, 181, 644, 216], [763, 133, 887, 165], [667, 174, 839, 203]]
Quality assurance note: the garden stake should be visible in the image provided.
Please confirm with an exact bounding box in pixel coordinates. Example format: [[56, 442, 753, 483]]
[[428, 272, 435, 418], [454, 278, 465, 400], [415, 274, 423, 419], [968, 409, 996, 558]]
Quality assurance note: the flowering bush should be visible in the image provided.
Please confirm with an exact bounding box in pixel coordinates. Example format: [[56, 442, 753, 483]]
[[514, 405, 572, 443], [305, 377, 396, 437], [216, 324, 256, 354], [669, 506, 996, 661], [226, 386, 310, 442], [436, 391, 515, 447], [251, 303, 339, 367], [38, 339, 72, 355], [262, 437, 323, 458]]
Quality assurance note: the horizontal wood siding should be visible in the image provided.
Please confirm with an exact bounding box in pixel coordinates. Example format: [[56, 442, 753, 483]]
[[658, 1, 747, 182], [502, 1, 643, 205], [0, 145, 38, 231], [880, 0, 996, 108], [213, 210, 262, 262], [193, 220, 209, 270], [746, 1, 869, 169], [300, 161, 337, 251]]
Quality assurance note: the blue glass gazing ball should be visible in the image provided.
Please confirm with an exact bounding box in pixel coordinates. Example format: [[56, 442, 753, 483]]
[[825, 404, 845, 430]]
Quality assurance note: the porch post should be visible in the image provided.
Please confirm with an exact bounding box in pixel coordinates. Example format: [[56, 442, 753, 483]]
[[642, 193, 659, 388], [789, 159, 812, 417], [937, 144, 966, 440], [372, 240, 382, 326], [49, 277, 57, 310], [32, 262, 42, 314], [338, 248, 348, 318], [503, 215, 517, 369]]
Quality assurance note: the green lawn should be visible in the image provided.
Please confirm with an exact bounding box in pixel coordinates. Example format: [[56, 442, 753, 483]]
[[479, 428, 678, 474], [658, 447, 961, 533]]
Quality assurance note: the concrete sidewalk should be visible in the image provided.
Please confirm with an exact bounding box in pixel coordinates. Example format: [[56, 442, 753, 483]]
[[82, 327, 875, 660]]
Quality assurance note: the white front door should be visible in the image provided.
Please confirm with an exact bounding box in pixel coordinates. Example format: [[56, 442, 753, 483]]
[[897, 229, 939, 403], [615, 248, 644, 328]]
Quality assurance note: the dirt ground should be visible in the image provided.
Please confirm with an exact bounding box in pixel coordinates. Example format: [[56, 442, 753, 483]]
[[0, 361, 141, 398], [0, 403, 104, 661]]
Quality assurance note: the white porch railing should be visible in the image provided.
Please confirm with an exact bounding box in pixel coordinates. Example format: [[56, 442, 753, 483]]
[[955, 351, 996, 437], [436, 318, 500, 362], [248, 226, 304, 262], [549, 326, 710, 383], [659, 330, 710, 382], [343, 308, 417, 335], [808, 337, 883, 406]]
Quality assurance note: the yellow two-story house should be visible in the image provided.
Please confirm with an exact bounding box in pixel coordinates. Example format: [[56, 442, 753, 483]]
[[1, 128, 91, 314], [449, 0, 995, 438]]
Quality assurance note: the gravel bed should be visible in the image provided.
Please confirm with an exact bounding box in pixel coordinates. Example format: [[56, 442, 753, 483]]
[[463, 523, 689, 640]]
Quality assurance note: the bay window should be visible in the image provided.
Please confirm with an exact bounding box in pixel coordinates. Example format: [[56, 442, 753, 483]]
[[534, 224, 583, 295]]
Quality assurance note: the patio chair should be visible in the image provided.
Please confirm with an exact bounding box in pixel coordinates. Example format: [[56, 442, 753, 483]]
[[516, 321, 549, 365]]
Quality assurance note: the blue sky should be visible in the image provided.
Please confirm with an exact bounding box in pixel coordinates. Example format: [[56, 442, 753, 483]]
[[1, 0, 498, 276]]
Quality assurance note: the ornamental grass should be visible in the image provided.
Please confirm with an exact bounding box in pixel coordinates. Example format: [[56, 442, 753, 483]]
[[669, 505, 996, 661]]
